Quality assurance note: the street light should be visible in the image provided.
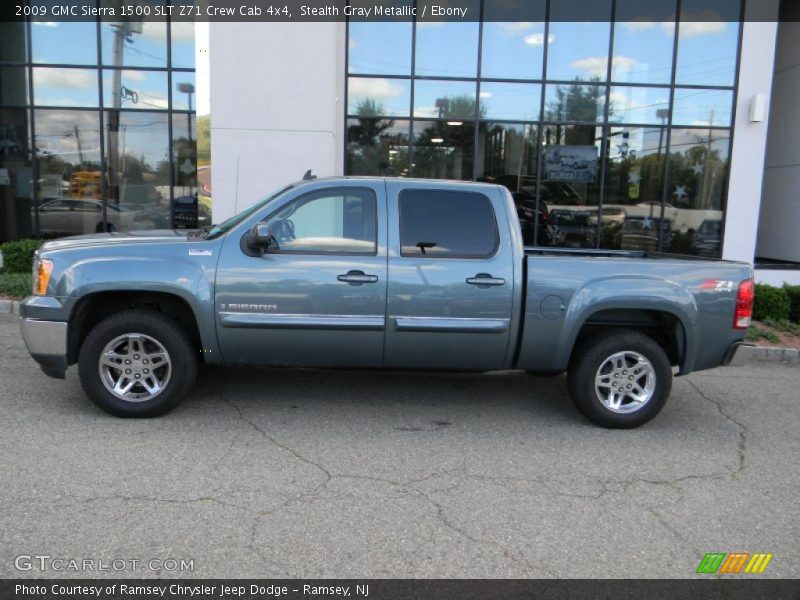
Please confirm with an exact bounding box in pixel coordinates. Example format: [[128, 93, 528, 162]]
[[177, 82, 195, 141]]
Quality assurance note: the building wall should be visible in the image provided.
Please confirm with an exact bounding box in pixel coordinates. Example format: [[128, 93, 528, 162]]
[[722, 0, 780, 266], [209, 22, 346, 222], [756, 18, 800, 269]]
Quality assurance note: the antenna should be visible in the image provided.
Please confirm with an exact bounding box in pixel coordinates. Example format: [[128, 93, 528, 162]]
[[303, 169, 316, 181]]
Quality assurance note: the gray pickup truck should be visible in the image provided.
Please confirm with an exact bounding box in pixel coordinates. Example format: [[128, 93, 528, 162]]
[[20, 177, 754, 427]]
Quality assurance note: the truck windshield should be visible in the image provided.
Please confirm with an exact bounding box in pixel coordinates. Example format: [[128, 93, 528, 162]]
[[205, 185, 294, 239]]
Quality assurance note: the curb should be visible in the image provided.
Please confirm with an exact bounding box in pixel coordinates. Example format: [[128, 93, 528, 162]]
[[0, 299, 20, 316], [0, 300, 797, 366], [728, 344, 800, 366]]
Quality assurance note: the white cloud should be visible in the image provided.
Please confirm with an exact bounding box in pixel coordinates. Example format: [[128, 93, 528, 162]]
[[479, 91, 493, 98], [169, 22, 195, 43], [348, 37, 357, 50], [620, 21, 655, 32], [348, 78, 403, 102], [499, 22, 536, 36], [121, 70, 147, 82], [524, 33, 554, 46], [33, 22, 58, 28], [34, 68, 95, 90], [571, 55, 638, 78], [661, 18, 726, 39]]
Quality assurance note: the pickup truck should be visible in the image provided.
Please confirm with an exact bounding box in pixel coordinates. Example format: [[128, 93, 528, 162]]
[[19, 177, 754, 428]]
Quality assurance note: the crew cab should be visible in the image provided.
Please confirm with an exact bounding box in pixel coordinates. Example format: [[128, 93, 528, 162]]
[[19, 177, 754, 427]]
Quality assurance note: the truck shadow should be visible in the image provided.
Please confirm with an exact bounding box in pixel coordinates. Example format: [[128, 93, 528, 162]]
[[188, 364, 582, 427]]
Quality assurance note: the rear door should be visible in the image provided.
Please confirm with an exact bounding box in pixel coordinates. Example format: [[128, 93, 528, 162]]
[[383, 182, 514, 370]]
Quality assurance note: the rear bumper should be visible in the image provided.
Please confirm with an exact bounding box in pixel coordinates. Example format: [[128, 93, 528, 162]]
[[722, 340, 753, 366], [20, 318, 68, 379]]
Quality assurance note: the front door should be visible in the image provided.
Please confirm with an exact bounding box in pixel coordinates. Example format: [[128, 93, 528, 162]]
[[383, 183, 515, 370], [215, 184, 387, 367]]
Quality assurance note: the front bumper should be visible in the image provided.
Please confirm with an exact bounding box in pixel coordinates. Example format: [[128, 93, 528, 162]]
[[20, 318, 68, 379]]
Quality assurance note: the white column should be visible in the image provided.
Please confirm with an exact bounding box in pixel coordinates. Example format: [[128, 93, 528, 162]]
[[722, 2, 780, 264], [208, 22, 346, 222]]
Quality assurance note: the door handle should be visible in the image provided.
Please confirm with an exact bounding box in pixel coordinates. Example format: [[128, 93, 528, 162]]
[[466, 273, 505, 287], [337, 270, 379, 284]]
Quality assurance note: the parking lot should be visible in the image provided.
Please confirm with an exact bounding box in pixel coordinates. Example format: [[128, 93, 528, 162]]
[[0, 312, 798, 578]]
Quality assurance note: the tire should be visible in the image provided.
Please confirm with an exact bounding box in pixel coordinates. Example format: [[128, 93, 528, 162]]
[[78, 309, 197, 417], [567, 329, 672, 428]]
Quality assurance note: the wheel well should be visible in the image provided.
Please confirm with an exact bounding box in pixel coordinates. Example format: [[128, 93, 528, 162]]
[[573, 309, 685, 367], [67, 291, 202, 365]]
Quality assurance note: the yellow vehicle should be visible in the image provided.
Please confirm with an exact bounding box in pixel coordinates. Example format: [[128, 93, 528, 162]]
[[68, 171, 103, 199]]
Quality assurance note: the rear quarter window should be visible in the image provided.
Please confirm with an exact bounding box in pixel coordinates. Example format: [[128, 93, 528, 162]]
[[399, 189, 498, 258]]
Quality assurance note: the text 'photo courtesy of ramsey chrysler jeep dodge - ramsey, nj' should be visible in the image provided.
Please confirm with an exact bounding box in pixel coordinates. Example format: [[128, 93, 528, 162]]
[[19, 176, 755, 428]]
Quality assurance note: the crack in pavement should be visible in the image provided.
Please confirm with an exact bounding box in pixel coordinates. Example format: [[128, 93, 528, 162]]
[[687, 379, 748, 479]]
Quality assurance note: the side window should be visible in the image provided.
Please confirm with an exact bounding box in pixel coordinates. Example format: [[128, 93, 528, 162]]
[[399, 190, 498, 258], [264, 188, 377, 254]]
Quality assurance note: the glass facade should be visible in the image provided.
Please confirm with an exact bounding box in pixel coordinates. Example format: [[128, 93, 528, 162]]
[[346, 0, 742, 256], [0, 12, 202, 243]]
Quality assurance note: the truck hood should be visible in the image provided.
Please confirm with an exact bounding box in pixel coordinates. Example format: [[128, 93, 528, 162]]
[[40, 230, 191, 252]]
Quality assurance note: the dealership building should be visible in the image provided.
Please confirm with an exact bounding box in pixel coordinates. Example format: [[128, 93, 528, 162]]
[[1, 0, 799, 283]]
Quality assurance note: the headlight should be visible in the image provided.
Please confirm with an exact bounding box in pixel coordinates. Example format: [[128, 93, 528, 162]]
[[33, 258, 54, 296]]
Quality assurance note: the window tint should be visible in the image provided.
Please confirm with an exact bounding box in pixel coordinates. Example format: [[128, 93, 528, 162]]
[[264, 188, 377, 254], [399, 190, 497, 258]]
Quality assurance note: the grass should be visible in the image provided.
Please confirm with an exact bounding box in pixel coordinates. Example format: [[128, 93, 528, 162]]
[[746, 325, 780, 345], [0, 272, 32, 299], [763, 317, 800, 336]]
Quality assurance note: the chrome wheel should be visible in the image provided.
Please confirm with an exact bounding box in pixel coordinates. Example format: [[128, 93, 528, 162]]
[[98, 333, 172, 402], [594, 350, 656, 414]]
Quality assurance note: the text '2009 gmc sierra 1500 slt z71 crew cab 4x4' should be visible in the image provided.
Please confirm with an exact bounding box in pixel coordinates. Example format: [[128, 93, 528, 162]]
[[19, 177, 754, 427]]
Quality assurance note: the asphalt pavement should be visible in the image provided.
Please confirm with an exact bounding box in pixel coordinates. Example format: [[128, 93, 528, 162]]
[[0, 314, 797, 578]]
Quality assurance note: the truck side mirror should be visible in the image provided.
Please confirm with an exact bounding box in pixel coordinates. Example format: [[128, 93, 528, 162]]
[[244, 222, 276, 254]]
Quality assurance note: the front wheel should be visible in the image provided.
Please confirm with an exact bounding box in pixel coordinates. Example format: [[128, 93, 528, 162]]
[[78, 310, 198, 417], [567, 329, 672, 428]]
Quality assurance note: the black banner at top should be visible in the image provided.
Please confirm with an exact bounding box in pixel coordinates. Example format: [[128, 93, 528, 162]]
[[0, 0, 792, 23]]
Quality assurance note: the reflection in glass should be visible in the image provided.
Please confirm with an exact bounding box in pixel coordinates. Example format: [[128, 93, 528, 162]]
[[664, 127, 729, 255], [34, 109, 103, 236], [104, 110, 170, 231], [33, 68, 99, 107], [171, 22, 196, 69], [546, 0, 612, 82], [540, 124, 602, 248], [415, 22, 480, 78], [413, 80, 477, 119], [411, 120, 475, 180], [173, 113, 205, 229], [0, 67, 28, 106], [612, 0, 676, 84], [676, 0, 741, 87], [602, 127, 666, 249], [347, 117, 409, 177], [0, 108, 33, 241], [545, 83, 606, 123], [103, 69, 169, 111], [0, 22, 27, 63], [348, 21, 412, 76], [671, 88, 733, 127], [479, 83, 541, 121], [609, 86, 671, 124], [481, 22, 546, 80], [347, 77, 410, 117], [476, 123, 547, 245], [31, 22, 98, 65], [102, 22, 168, 69], [172, 73, 197, 111]]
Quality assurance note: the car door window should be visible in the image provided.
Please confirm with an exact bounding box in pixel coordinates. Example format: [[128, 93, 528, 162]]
[[399, 190, 498, 258], [263, 187, 377, 254]]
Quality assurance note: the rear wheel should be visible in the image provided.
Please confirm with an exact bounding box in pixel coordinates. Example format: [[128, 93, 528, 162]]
[[78, 310, 197, 417], [567, 329, 672, 428]]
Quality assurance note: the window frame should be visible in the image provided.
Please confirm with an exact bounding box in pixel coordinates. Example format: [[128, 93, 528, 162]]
[[259, 186, 380, 257], [398, 188, 500, 260]]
